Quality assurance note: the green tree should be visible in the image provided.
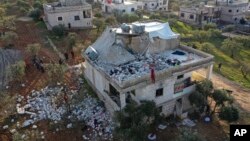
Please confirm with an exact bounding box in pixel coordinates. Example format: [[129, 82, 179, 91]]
[[52, 24, 65, 37], [1, 31, 18, 47], [200, 42, 215, 53], [105, 16, 117, 25], [189, 91, 206, 113], [94, 12, 102, 18], [93, 18, 105, 33], [222, 25, 235, 32], [221, 38, 243, 59], [209, 29, 222, 38], [0, 6, 16, 30], [29, 8, 42, 21], [114, 101, 162, 141], [219, 106, 239, 122], [47, 63, 66, 85], [203, 23, 217, 31], [0, 92, 16, 121], [26, 43, 41, 57], [196, 79, 213, 99], [211, 89, 232, 114], [238, 61, 250, 78], [67, 32, 77, 51], [175, 128, 206, 141], [192, 30, 211, 43], [9, 61, 26, 82]]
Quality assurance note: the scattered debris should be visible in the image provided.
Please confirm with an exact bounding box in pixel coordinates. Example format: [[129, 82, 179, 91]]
[[3, 125, 9, 129], [158, 124, 167, 130], [15, 86, 113, 140], [22, 119, 34, 127], [66, 123, 73, 129], [32, 125, 38, 129], [182, 118, 196, 127], [10, 129, 16, 133]]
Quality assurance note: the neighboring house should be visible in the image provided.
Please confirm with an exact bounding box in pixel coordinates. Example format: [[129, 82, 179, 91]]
[[217, 0, 249, 23], [82, 21, 214, 117], [179, 0, 249, 25], [139, 0, 169, 11], [43, 0, 93, 30], [179, 4, 221, 26], [101, 0, 143, 14]]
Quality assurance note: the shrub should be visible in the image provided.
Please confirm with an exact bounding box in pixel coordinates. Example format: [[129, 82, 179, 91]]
[[94, 12, 102, 18], [176, 128, 206, 141], [33, 0, 43, 10], [223, 25, 235, 32], [219, 106, 239, 122], [149, 13, 161, 19], [29, 8, 42, 21], [52, 24, 66, 37], [203, 23, 217, 30]]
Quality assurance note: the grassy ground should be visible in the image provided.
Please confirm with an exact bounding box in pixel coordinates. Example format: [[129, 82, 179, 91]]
[[166, 19, 250, 88]]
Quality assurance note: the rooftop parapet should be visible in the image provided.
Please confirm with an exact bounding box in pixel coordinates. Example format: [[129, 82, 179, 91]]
[[43, 1, 91, 13]]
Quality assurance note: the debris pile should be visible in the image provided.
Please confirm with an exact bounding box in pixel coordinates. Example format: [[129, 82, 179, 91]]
[[16, 86, 113, 140], [102, 50, 200, 82]]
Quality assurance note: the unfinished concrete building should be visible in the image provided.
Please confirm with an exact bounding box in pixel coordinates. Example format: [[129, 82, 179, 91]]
[[179, 4, 221, 26], [43, 0, 93, 30], [82, 21, 214, 117], [216, 0, 249, 23]]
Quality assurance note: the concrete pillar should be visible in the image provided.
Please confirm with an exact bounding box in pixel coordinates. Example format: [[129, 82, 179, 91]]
[[206, 64, 213, 80], [120, 93, 126, 109]]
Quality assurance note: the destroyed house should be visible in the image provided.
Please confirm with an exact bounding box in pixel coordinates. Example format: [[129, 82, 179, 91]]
[[82, 21, 214, 116]]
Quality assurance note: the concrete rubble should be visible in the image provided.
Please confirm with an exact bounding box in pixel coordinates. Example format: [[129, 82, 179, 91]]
[[16, 85, 113, 140], [100, 49, 200, 83]]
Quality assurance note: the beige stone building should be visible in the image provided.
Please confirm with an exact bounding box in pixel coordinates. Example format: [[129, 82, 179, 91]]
[[43, 0, 93, 30], [82, 21, 214, 117], [179, 4, 221, 25], [217, 0, 249, 23], [179, 0, 249, 25]]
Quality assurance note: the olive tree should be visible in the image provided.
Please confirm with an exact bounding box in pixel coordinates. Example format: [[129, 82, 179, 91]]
[[221, 38, 243, 59], [1, 31, 18, 47], [9, 61, 26, 83], [26, 43, 41, 57], [114, 101, 162, 141], [47, 63, 66, 85], [219, 106, 239, 122]]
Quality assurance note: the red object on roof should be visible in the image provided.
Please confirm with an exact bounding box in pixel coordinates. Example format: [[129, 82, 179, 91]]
[[106, 0, 112, 4], [150, 64, 155, 83]]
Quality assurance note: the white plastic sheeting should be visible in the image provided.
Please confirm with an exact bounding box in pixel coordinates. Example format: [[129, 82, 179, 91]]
[[85, 28, 136, 65], [132, 22, 179, 41]]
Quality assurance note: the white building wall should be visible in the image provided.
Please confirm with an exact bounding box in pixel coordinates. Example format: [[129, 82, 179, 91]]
[[102, 3, 142, 14], [134, 72, 193, 115], [46, 10, 92, 28]]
